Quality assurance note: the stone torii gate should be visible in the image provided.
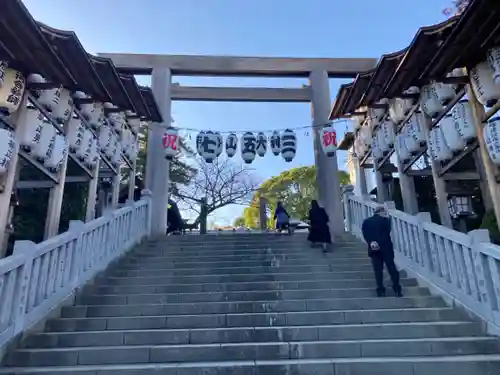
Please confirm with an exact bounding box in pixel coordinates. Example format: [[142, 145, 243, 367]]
[[98, 53, 377, 236]]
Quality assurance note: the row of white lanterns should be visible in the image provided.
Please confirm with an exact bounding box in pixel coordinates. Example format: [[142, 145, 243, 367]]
[[0, 62, 139, 176], [163, 125, 339, 164], [354, 98, 477, 165]]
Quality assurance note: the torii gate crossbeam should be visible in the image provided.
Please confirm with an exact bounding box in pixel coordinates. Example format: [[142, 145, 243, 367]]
[[99, 53, 378, 236]]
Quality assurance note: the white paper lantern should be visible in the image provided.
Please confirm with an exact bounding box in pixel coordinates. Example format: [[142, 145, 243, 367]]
[[367, 109, 381, 130], [430, 126, 452, 162], [388, 98, 407, 125], [380, 120, 395, 150], [353, 115, 364, 132], [0, 68, 25, 115], [256, 132, 267, 157], [484, 118, 500, 166], [77, 130, 92, 161], [18, 107, 44, 152], [354, 136, 365, 158], [403, 86, 420, 108], [44, 134, 68, 172], [120, 128, 132, 157], [225, 133, 238, 157], [201, 131, 218, 163], [0, 128, 15, 174], [30, 122, 56, 161], [420, 84, 443, 118], [469, 61, 500, 107], [451, 99, 476, 144], [371, 134, 383, 161], [377, 127, 389, 154], [52, 88, 73, 124], [359, 124, 372, 152], [281, 129, 297, 162], [270, 131, 281, 155], [433, 81, 456, 106], [241, 132, 257, 164], [106, 133, 118, 158], [27, 74, 61, 112], [112, 142, 122, 167], [368, 98, 388, 125], [404, 123, 419, 155], [88, 102, 104, 130], [214, 132, 223, 157], [84, 137, 99, 167], [0, 61, 7, 88], [395, 132, 411, 163], [196, 131, 205, 156], [487, 47, 500, 85], [407, 111, 426, 150], [162, 127, 179, 160], [321, 125, 337, 157], [128, 141, 138, 162], [81, 99, 97, 122], [127, 116, 141, 134], [98, 125, 113, 153], [440, 113, 465, 152]]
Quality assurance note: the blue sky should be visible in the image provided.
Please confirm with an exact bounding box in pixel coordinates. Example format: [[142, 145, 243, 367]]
[[23, 0, 451, 225]]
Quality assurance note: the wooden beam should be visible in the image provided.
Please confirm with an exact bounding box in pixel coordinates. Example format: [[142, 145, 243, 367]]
[[99, 53, 378, 78], [170, 86, 311, 102]]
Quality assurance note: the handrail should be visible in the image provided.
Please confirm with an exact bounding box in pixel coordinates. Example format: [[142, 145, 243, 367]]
[[344, 190, 500, 332], [0, 192, 152, 352]]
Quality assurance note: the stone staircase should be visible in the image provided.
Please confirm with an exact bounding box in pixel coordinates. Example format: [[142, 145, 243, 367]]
[[2, 233, 500, 374]]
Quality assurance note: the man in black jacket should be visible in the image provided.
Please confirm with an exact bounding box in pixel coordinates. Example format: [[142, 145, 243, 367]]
[[361, 206, 402, 297]]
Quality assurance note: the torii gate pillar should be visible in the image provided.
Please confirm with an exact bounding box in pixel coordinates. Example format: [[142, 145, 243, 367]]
[[148, 68, 172, 236], [310, 70, 344, 236]]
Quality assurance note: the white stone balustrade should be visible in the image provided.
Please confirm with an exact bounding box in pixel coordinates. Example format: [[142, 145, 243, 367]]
[[0, 191, 151, 352], [344, 185, 500, 334]]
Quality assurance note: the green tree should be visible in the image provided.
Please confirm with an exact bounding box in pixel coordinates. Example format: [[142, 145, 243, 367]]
[[236, 166, 349, 229], [233, 216, 245, 227]]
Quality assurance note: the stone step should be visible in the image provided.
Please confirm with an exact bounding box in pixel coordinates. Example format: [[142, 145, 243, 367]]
[[6, 337, 500, 367], [24, 321, 485, 348], [119, 258, 369, 269], [2, 355, 500, 374], [46, 308, 465, 332], [115, 263, 375, 274], [62, 296, 445, 317], [127, 252, 368, 262], [101, 271, 408, 286], [96, 277, 418, 293], [133, 246, 364, 256], [108, 268, 405, 280], [86, 286, 430, 301]]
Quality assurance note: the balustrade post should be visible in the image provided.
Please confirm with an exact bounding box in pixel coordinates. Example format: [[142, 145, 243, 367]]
[[342, 185, 355, 232], [415, 212, 433, 273], [141, 189, 153, 236], [11, 240, 36, 335], [469, 229, 492, 306], [68, 220, 86, 287], [85, 160, 100, 222]]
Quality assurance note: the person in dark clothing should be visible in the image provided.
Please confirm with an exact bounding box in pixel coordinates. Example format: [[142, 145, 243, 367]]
[[167, 199, 183, 235], [307, 200, 331, 253], [274, 202, 291, 234], [361, 206, 402, 297]]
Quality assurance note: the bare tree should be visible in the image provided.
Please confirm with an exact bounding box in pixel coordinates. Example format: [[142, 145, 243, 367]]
[[172, 156, 260, 232]]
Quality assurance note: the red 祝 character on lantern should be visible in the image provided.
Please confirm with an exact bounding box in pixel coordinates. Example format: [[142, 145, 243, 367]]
[[163, 128, 179, 160], [321, 125, 337, 157]]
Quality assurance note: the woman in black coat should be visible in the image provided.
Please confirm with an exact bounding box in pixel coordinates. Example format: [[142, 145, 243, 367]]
[[307, 200, 331, 252]]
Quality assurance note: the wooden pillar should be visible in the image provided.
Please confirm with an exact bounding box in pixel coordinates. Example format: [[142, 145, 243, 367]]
[[473, 149, 493, 211], [111, 167, 121, 207], [0, 96, 28, 258], [375, 170, 387, 203], [85, 160, 100, 222], [395, 162, 419, 214], [127, 161, 136, 202], [467, 86, 500, 234], [421, 114, 452, 228]]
